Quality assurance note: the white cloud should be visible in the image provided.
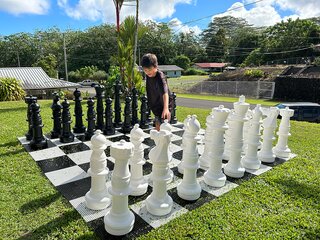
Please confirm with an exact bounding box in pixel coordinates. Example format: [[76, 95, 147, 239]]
[[168, 18, 202, 35], [0, 0, 50, 15], [213, 0, 320, 27], [58, 0, 193, 23]]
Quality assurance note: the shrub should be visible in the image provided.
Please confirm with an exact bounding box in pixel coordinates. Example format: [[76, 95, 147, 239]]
[[244, 69, 264, 78], [183, 68, 207, 76], [0, 77, 25, 101], [313, 57, 320, 66]]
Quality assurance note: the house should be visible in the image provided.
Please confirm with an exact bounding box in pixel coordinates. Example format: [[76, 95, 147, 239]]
[[193, 63, 228, 72], [157, 65, 184, 78], [0, 67, 80, 97]]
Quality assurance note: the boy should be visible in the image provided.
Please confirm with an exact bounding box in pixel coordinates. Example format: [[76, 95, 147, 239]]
[[141, 53, 171, 131]]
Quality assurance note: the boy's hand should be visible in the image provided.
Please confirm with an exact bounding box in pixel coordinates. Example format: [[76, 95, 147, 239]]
[[162, 108, 171, 121]]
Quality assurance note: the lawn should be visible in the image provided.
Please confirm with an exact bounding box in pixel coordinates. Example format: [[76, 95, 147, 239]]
[[0, 100, 319, 239], [168, 75, 209, 93]]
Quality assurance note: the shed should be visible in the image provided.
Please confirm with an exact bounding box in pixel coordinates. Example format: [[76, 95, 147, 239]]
[[158, 65, 184, 78], [193, 63, 228, 72]]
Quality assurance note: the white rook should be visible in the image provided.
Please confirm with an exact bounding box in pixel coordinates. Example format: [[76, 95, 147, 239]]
[[204, 106, 230, 187], [273, 107, 294, 159], [258, 107, 279, 163], [241, 104, 263, 170], [146, 129, 173, 216], [85, 130, 111, 210], [129, 124, 148, 196], [104, 140, 135, 236], [177, 115, 202, 200], [224, 95, 250, 178]]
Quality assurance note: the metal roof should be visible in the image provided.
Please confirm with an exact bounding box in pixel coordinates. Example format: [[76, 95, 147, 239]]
[[0, 67, 80, 90], [194, 63, 228, 68], [158, 65, 184, 71]]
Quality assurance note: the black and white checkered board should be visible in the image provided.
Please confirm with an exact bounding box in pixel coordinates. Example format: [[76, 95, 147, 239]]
[[18, 123, 293, 239]]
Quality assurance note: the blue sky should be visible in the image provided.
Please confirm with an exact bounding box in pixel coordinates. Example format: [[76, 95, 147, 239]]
[[0, 0, 319, 36]]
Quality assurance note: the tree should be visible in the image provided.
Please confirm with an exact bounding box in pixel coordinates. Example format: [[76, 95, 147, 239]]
[[206, 28, 227, 62], [173, 55, 191, 70], [32, 53, 58, 78]]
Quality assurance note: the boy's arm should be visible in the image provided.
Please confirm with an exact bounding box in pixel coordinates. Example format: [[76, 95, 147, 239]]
[[162, 93, 171, 120]]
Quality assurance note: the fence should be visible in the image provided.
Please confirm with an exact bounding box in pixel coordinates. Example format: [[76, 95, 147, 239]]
[[188, 81, 275, 99]]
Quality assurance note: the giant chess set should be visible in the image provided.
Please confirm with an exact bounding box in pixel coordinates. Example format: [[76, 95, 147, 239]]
[[18, 82, 296, 239]]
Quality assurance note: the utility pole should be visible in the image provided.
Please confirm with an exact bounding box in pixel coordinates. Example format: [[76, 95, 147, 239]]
[[63, 33, 68, 81], [132, 0, 139, 82], [16, 51, 20, 67]]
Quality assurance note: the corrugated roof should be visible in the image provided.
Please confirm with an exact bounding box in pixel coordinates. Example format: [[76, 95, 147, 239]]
[[158, 65, 184, 71], [0, 67, 80, 90], [194, 63, 228, 68]]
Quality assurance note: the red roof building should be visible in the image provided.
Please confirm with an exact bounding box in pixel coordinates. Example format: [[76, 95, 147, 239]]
[[193, 62, 228, 72]]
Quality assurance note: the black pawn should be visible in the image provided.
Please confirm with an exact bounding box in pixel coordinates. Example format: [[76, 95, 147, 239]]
[[25, 96, 37, 140], [104, 97, 115, 135], [51, 93, 62, 138], [114, 78, 122, 127], [139, 95, 149, 129], [73, 88, 86, 133], [85, 98, 96, 140], [170, 92, 178, 124], [131, 88, 139, 125], [30, 101, 48, 150], [60, 99, 75, 143], [147, 105, 152, 124], [94, 85, 105, 130], [121, 96, 133, 133]]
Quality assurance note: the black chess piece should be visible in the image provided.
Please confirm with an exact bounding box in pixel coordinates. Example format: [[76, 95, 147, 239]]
[[147, 105, 152, 124], [73, 88, 86, 133], [121, 96, 133, 133], [170, 92, 178, 124], [30, 101, 48, 150], [25, 95, 37, 140], [50, 93, 62, 138], [85, 97, 96, 140], [114, 78, 122, 127], [139, 95, 149, 129], [60, 99, 75, 143], [104, 96, 115, 135], [94, 85, 105, 130], [131, 87, 139, 125]]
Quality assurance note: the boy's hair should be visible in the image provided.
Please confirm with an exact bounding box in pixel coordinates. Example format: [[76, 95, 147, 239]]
[[141, 53, 158, 68]]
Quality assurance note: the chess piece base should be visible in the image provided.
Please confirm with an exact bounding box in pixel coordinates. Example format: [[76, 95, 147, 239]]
[[104, 210, 135, 236], [241, 156, 261, 170], [204, 171, 226, 188], [85, 190, 111, 210], [146, 194, 173, 216], [177, 182, 201, 201], [224, 165, 245, 178], [273, 146, 291, 159], [130, 179, 148, 196]]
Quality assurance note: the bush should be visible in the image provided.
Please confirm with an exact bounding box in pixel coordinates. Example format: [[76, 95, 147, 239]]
[[313, 57, 320, 66], [0, 77, 25, 101], [244, 69, 264, 78], [183, 68, 207, 76]]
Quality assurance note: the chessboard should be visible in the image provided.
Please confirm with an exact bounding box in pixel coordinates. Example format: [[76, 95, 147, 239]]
[[18, 123, 293, 239]]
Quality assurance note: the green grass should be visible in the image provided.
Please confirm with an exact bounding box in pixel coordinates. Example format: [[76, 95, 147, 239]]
[[168, 75, 209, 93], [177, 93, 280, 106], [0, 100, 319, 239]]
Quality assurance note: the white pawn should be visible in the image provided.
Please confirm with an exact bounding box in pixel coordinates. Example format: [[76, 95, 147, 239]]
[[258, 107, 279, 163], [104, 140, 135, 236], [242, 109, 253, 154], [224, 95, 250, 178], [203, 106, 230, 187], [146, 129, 173, 216], [85, 130, 111, 210], [129, 124, 148, 196], [199, 110, 215, 169], [222, 110, 234, 161], [177, 115, 202, 200], [178, 115, 192, 174], [241, 104, 263, 170], [273, 107, 294, 159], [160, 119, 174, 183]]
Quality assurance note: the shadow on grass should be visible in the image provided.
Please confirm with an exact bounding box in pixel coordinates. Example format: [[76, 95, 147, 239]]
[[275, 178, 320, 203], [18, 210, 83, 240], [0, 147, 25, 157], [20, 192, 61, 214], [0, 106, 26, 113], [0, 140, 20, 148]]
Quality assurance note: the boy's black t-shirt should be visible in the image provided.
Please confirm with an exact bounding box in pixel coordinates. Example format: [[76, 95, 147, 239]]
[[146, 70, 171, 117]]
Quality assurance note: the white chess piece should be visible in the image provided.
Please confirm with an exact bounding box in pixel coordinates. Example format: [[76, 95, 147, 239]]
[[224, 95, 250, 178], [160, 119, 174, 183], [203, 106, 230, 187], [199, 110, 215, 169], [242, 109, 253, 154], [85, 130, 111, 210], [258, 107, 279, 163], [146, 129, 173, 216], [104, 140, 135, 236], [222, 110, 234, 161], [178, 115, 192, 174], [177, 115, 202, 200], [241, 104, 263, 170], [273, 107, 294, 159], [129, 124, 148, 196]]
